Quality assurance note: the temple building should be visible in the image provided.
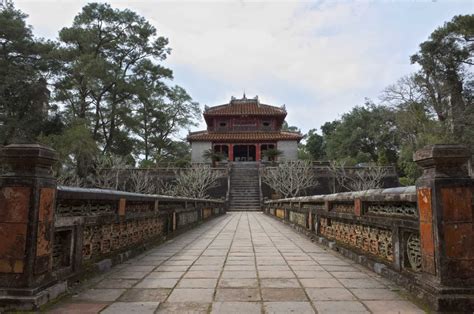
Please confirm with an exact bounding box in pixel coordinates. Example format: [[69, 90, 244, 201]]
[[188, 95, 303, 162]]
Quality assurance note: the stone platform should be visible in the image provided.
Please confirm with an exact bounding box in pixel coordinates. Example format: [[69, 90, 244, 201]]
[[48, 212, 425, 313]]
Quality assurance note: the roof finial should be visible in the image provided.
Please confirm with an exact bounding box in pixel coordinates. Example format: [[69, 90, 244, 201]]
[[243, 91, 246, 99]]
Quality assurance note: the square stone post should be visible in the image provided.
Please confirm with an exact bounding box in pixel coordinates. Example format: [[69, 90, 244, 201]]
[[414, 144, 474, 287], [0, 144, 60, 308]]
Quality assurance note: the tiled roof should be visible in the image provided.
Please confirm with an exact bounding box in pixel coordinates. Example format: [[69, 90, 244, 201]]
[[204, 96, 286, 116], [187, 131, 303, 142]]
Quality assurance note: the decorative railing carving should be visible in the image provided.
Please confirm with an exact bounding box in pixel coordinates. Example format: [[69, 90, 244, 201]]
[[331, 203, 354, 214], [264, 186, 417, 272], [366, 202, 417, 218], [406, 233, 422, 272], [179, 211, 198, 226], [320, 217, 393, 262], [56, 200, 115, 216], [82, 217, 164, 260], [289, 211, 306, 227]]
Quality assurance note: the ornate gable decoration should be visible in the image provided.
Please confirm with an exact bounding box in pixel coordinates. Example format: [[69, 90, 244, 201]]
[[204, 95, 286, 116]]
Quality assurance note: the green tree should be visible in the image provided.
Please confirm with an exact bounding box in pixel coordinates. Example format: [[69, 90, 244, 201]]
[[133, 82, 200, 162], [54, 2, 172, 157], [323, 102, 399, 165], [0, 4, 58, 145], [38, 120, 98, 178], [304, 128, 325, 160], [282, 121, 301, 133], [411, 14, 474, 145], [381, 75, 444, 184]]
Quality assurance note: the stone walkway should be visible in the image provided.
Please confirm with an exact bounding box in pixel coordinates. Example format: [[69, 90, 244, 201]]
[[49, 212, 425, 313]]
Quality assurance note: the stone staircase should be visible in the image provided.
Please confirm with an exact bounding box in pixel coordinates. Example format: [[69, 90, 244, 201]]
[[228, 162, 262, 211]]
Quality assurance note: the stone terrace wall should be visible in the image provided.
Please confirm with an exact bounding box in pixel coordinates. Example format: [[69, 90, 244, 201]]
[[264, 144, 474, 312], [261, 164, 400, 199]]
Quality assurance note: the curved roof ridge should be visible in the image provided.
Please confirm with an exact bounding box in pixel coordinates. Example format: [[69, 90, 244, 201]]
[[203, 97, 286, 116]]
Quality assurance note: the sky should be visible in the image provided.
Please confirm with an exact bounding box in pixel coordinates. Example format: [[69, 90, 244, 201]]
[[13, 0, 474, 137]]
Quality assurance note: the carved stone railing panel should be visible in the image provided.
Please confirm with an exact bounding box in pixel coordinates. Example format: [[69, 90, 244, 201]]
[[178, 211, 198, 226], [331, 203, 354, 214], [320, 217, 393, 262], [366, 202, 417, 218], [289, 211, 306, 227], [406, 232, 422, 272], [57, 200, 116, 216], [82, 217, 165, 260]]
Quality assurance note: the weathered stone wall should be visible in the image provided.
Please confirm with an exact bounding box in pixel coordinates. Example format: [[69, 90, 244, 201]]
[[276, 140, 298, 160], [264, 144, 474, 312], [0, 143, 226, 311], [54, 186, 225, 273], [191, 141, 212, 162]]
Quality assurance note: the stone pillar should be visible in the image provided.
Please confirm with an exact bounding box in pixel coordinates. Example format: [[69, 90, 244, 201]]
[[229, 144, 234, 162], [414, 144, 473, 287], [256, 143, 261, 161], [0, 144, 58, 292]]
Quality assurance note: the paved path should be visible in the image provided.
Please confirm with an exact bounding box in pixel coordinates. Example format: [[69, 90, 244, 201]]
[[49, 212, 425, 313]]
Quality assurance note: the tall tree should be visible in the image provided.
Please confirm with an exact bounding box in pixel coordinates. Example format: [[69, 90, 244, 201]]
[[0, 4, 57, 145], [411, 14, 474, 144], [304, 128, 325, 160], [133, 63, 200, 162], [54, 2, 172, 156], [323, 102, 399, 165]]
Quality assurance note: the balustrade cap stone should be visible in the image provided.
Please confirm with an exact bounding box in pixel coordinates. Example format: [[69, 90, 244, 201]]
[[414, 144, 471, 178], [265, 186, 416, 204], [0, 143, 58, 167], [58, 186, 224, 204]]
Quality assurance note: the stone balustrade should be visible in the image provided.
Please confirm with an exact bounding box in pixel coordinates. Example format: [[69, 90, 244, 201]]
[[0, 144, 225, 311], [264, 144, 474, 312]]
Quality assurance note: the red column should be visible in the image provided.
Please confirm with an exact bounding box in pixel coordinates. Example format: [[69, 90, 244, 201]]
[[256, 143, 261, 161], [228, 144, 233, 162]]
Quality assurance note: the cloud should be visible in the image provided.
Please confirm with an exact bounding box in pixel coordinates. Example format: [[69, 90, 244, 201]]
[[14, 0, 473, 134]]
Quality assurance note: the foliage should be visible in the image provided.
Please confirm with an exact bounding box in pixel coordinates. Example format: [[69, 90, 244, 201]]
[[134, 83, 200, 162], [202, 149, 225, 163], [262, 160, 318, 198], [302, 129, 325, 160], [281, 121, 301, 133], [54, 2, 173, 159], [411, 15, 474, 145], [38, 120, 98, 178], [323, 102, 399, 165], [0, 4, 59, 145], [295, 15, 473, 185], [262, 148, 283, 161]]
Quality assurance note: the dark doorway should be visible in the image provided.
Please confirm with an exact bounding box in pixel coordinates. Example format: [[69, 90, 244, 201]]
[[233, 145, 256, 161]]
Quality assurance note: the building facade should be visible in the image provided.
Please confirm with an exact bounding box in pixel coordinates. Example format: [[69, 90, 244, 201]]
[[188, 95, 303, 162]]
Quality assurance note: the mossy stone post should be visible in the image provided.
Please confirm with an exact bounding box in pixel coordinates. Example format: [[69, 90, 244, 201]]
[[414, 144, 474, 311], [0, 144, 59, 306]]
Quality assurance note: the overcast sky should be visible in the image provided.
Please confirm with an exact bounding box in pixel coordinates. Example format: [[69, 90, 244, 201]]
[[14, 0, 474, 136]]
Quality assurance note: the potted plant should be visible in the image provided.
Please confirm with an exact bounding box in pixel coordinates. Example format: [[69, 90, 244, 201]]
[[202, 149, 225, 167], [262, 148, 283, 164]]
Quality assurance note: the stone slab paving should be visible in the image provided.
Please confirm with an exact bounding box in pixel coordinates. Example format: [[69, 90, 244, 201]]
[[48, 212, 425, 313]]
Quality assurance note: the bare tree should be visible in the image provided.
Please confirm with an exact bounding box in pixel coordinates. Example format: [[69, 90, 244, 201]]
[[262, 160, 318, 198], [88, 155, 129, 190], [57, 171, 85, 187], [163, 164, 221, 198], [128, 170, 158, 194], [328, 161, 389, 192]]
